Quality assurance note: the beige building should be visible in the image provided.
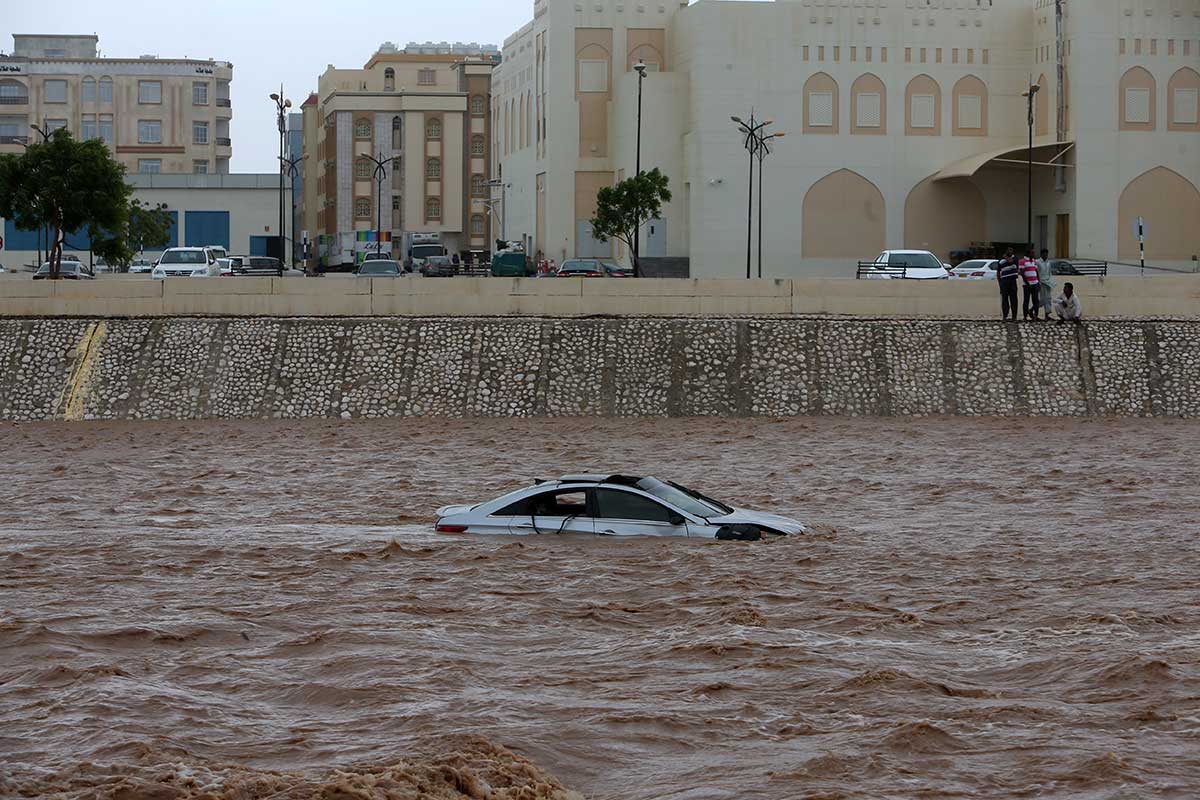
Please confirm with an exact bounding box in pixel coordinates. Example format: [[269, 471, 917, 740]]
[[492, 0, 1200, 275], [0, 34, 233, 175], [303, 42, 499, 268]]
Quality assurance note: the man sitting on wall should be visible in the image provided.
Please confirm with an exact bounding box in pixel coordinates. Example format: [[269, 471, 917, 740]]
[[1054, 282, 1083, 324]]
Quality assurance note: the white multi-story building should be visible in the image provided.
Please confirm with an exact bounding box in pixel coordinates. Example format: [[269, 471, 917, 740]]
[[491, 0, 1200, 275], [0, 34, 234, 176]]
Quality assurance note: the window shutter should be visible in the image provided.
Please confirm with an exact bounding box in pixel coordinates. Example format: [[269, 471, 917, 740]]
[[957, 95, 982, 129], [808, 91, 834, 127], [856, 92, 881, 127], [578, 60, 608, 93], [1124, 88, 1151, 123], [1173, 88, 1198, 124], [911, 94, 936, 128]]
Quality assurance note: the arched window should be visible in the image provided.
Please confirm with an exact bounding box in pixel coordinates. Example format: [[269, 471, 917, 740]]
[[803, 73, 839, 134], [355, 158, 372, 179], [471, 214, 486, 235], [354, 118, 372, 139], [426, 117, 441, 140], [0, 78, 29, 104], [952, 75, 989, 137], [392, 115, 403, 149], [426, 157, 441, 178], [519, 94, 526, 148], [471, 174, 486, 196], [426, 197, 441, 220], [354, 197, 371, 218], [470, 95, 485, 116], [1119, 66, 1156, 130], [384, 67, 395, 92], [81, 77, 96, 103], [1168, 67, 1200, 131], [471, 134, 485, 155], [98, 77, 113, 103], [850, 74, 886, 135], [905, 74, 942, 136]]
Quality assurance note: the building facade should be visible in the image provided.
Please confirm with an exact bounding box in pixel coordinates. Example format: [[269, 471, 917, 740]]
[[1, 173, 281, 269], [303, 42, 499, 268], [0, 34, 234, 175], [492, 0, 1200, 275]]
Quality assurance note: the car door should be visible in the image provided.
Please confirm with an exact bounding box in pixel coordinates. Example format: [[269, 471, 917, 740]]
[[507, 488, 596, 536], [593, 488, 692, 537]]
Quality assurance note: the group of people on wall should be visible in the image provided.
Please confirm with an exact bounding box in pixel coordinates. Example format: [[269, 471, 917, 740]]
[[995, 248, 1082, 323]]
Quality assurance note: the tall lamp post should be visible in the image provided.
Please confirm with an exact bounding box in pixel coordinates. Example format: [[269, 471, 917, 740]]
[[632, 58, 647, 276], [1021, 81, 1040, 252], [358, 152, 397, 256], [732, 113, 771, 279], [269, 87, 292, 261], [279, 154, 305, 267], [754, 129, 784, 279]]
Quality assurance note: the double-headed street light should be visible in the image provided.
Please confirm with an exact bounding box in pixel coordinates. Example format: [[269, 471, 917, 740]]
[[270, 87, 292, 260], [358, 152, 397, 256], [732, 113, 777, 279], [1021, 81, 1040, 252], [279, 154, 306, 268]]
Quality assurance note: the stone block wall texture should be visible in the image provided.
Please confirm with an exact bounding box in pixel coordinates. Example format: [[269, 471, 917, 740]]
[[1, 317, 1198, 421]]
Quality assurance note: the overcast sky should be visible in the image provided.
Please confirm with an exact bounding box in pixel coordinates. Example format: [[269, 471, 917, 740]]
[[2, 0, 531, 173]]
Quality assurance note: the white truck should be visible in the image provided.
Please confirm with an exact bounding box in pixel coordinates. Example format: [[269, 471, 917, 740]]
[[406, 232, 447, 271]]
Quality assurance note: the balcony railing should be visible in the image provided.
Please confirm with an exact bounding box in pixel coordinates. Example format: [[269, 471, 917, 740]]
[[0, 96, 30, 105], [215, 136, 232, 147], [216, 98, 232, 107], [0, 135, 29, 145]]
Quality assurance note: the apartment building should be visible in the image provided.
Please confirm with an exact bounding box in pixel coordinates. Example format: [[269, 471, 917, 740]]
[[491, 0, 1200, 275], [303, 41, 499, 268], [0, 34, 234, 175]]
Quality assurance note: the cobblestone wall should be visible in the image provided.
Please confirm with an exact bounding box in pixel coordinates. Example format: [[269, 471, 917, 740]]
[[1, 318, 1197, 421]]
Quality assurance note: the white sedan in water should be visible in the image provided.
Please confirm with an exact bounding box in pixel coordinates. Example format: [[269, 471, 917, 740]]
[[435, 474, 807, 539]]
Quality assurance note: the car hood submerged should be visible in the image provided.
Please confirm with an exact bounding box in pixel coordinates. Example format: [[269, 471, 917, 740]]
[[704, 507, 807, 535]]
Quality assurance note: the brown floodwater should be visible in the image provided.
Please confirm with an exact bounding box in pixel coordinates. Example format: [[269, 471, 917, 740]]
[[1, 417, 1198, 799]]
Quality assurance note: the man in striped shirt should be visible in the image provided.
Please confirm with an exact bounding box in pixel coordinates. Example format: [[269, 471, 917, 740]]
[[996, 248, 1021, 321], [1020, 248, 1041, 320]]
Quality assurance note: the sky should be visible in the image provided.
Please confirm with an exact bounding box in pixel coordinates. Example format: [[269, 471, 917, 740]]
[[2, 0, 532, 173]]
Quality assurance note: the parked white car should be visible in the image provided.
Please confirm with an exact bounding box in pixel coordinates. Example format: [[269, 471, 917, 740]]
[[435, 474, 807, 539], [862, 250, 951, 280], [949, 259, 999, 280], [151, 247, 220, 278], [129, 258, 154, 274]]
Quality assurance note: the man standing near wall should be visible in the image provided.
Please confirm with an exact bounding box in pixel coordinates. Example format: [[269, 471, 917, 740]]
[[996, 248, 1020, 321], [1036, 248, 1054, 320]]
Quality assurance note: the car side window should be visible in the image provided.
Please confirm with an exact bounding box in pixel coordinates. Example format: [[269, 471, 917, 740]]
[[594, 489, 674, 523], [495, 489, 589, 517]]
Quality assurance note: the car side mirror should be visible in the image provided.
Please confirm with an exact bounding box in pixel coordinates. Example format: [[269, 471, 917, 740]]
[[669, 513, 685, 526]]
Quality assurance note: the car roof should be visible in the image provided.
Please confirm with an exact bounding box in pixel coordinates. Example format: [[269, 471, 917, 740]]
[[165, 246, 209, 251], [883, 249, 936, 255]]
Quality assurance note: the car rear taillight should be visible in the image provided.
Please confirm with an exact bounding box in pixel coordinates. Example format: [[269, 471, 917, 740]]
[[435, 523, 467, 533]]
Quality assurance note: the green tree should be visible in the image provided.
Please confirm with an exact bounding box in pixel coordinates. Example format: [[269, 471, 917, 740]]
[[589, 168, 672, 277], [0, 128, 130, 279], [89, 200, 173, 271]]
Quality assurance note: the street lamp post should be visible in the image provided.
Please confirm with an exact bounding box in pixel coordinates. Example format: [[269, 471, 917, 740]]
[[269, 87, 292, 262], [279, 154, 305, 268], [732, 113, 771, 279], [358, 152, 397, 257], [1022, 82, 1040, 252], [633, 58, 647, 276]]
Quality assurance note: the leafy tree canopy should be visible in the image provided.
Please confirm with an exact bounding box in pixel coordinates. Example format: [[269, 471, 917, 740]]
[[589, 168, 671, 277], [0, 129, 130, 277]]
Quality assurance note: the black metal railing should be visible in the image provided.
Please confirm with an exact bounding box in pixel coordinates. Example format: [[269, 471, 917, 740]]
[[216, 98, 231, 107], [1055, 260, 1108, 276], [0, 135, 29, 144], [856, 262, 910, 279], [0, 95, 30, 105], [215, 136, 231, 147]]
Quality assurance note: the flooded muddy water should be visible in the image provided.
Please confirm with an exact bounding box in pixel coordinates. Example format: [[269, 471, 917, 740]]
[[1, 417, 1198, 799]]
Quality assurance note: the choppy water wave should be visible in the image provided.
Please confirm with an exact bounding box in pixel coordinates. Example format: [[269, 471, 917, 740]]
[[1, 417, 1198, 798]]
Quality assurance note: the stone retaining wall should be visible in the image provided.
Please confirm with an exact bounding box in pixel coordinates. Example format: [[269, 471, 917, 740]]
[[1, 317, 1198, 421]]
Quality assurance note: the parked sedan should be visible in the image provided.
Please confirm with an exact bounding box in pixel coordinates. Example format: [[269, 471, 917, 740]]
[[948, 259, 999, 280], [557, 259, 622, 277], [128, 258, 154, 274], [861, 250, 951, 280], [420, 255, 456, 277], [32, 261, 95, 280], [355, 259, 403, 277], [434, 474, 807, 539]]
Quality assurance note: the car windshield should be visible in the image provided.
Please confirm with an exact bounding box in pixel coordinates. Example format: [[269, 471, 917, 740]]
[[359, 262, 399, 274], [428, 257, 451, 265], [160, 251, 206, 264], [411, 245, 443, 259], [635, 477, 729, 518], [888, 252, 942, 269], [36, 262, 81, 274]]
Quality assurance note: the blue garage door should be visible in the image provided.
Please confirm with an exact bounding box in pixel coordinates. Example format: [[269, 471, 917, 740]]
[[4, 220, 91, 252], [184, 210, 230, 249], [249, 235, 270, 256]]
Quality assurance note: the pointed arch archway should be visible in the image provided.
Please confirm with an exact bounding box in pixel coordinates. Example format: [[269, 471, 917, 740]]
[[904, 174, 986, 261], [1118, 167, 1200, 260], [802, 169, 885, 257]]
